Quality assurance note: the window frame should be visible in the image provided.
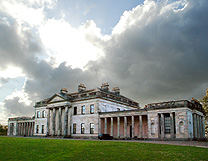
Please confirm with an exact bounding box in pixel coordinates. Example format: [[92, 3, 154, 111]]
[[81, 105, 85, 115], [42, 125, 44, 134], [74, 107, 77, 115], [42, 110, 45, 118], [37, 111, 40, 118], [73, 123, 76, 134], [90, 123, 94, 134], [81, 123, 85, 134], [90, 104, 94, 114], [36, 125, 39, 133]]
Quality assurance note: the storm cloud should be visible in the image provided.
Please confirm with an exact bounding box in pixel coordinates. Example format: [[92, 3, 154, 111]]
[[0, 0, 208, 123]]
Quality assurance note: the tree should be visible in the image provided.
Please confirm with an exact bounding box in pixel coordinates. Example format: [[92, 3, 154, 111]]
[[0, 124, 8, 135], [200, 89, 208, 138]]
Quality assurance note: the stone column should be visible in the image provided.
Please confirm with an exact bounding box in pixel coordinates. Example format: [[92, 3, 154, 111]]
[[52, 108, 56, 136], [58, 107, 62, 136], [139, 115, 143, 138], [193, 113, 197, 139], [46, 109, 50, 136], [98, 118, 101, 135], [124, 116, 127, 138], [20, 123, 22, 135], [161, 114, 165, 138], [170, 113, 174, 138], [104, 118, 107, 134], [28, 122, 31, 136], [132, 116, 135, 138], [24, 123, 26, 135], [64, 106, 68, 137], [32, 122, 34, 136], [111, 117, 113, 136], [117, 117, 120, 138], [197, 115, 200, 139]]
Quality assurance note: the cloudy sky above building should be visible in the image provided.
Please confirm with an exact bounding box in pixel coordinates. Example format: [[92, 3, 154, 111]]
[[0, 0, 208, 124]]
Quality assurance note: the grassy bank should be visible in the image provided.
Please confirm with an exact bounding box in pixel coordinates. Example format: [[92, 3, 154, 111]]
[[0, 137, 207, 161]]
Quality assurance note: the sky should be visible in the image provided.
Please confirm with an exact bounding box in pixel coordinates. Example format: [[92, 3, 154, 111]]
[[0, 0, 208, 125]]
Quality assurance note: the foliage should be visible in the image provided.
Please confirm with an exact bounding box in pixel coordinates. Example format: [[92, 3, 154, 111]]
[[0, 137, 208, 161], [0, 124, 7, 135], [200, 94, 208, 138]]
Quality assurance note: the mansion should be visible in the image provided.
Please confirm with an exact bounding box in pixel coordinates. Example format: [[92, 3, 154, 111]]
[[8, 83, 206, 140]]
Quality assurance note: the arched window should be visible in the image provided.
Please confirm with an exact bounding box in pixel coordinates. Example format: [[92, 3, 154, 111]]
[[37, 111, 40, 118], [42, 110, 46, 118], [151, 123, 155, 134], [179, 121, 184, 133]]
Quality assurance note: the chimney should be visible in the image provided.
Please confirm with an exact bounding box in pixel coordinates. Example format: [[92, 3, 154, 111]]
[[60, 88, 68, 95], [101, 83, 109, 91], [78, 84, 86, 92], [112, 87, 120, 95]]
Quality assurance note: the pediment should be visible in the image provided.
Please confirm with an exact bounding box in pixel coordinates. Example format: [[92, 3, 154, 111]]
[[48, 94, 66, 103]]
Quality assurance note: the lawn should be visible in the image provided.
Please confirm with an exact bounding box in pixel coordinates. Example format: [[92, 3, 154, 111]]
[[0, 137, 207, 161]]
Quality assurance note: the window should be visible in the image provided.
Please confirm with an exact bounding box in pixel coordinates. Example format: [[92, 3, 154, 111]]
[[90, 104, 94, 114], [81, 123, 85, 134], [164, 115, 171, 134], [90, 123, 94, 134], [42, 111, 46, 118], [81, 106, 85, 115], [74, 107, 77, 115], [179, 121, 184, 133], [42, 125, 44, 134], [36, 125, 39, 133], [73, 123, 76, 134], [37, 111, 40, 118]]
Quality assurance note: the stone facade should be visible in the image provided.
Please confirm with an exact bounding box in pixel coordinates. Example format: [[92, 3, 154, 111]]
[[8, 83, 206, 140]]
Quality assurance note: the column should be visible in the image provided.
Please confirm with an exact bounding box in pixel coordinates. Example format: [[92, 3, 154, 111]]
[[124, 116, 127, 138], [104, 118, 107, 134], [58, 107, 62, 136], [170, 113, 174, 138], [117, 117, 120, 138], [132, 116, 135, 138], [28, 122, 31, 136], [111, 117, 113, 136], [64, 106, 68, 137], [24, 123, 26, 135], [98, 118, 101, 135], [193, 114, 197, 139], [139, 115, 143, 138], [46, 109, 50, 136], [161, 114, 164, 138], [52, 108, 56, 136], [197, 115, 200, 139], [20, 123, 23, 136], [32, 122, 34, 136]]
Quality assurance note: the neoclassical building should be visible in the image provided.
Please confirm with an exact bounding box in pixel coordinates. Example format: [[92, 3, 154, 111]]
[[8, 83, 205, 140]]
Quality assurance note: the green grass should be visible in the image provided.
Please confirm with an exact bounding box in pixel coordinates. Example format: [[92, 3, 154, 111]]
[[0, 137, 207, 161]]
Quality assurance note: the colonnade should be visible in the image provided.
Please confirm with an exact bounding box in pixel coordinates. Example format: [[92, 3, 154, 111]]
[[17, 122, 34, 136], [99, 115, 148, 138], [47, 105, 71, 136], [193, 113, 205, 139]]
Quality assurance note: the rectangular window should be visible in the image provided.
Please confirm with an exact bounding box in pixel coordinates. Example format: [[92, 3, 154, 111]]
[[90, 104, 94, 114], [36, 125, 39, 133], [164, 114, 171, 134], [74, 107, 77, 115], [81, 123, 85, 134], [42, 125, 44, 134], [73, 123, 76, 134], [81, 106, 85, 115], [90, 123, 94, 134]]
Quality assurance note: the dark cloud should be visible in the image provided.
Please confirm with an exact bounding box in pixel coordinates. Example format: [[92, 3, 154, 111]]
[[1, 0, 208, 120]]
